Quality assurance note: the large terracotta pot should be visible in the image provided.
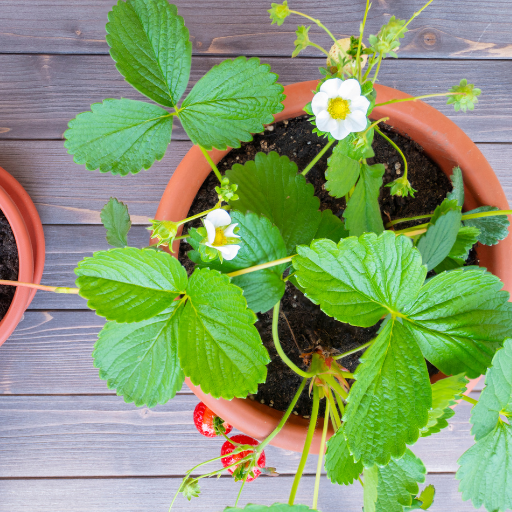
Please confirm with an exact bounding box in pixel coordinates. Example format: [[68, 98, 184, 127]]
[[0, 166, 45, 347], [154, 81, 510, 452]]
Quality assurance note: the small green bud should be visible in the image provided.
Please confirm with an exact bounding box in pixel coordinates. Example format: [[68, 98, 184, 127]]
[[292, 25, 310, 58], [215, 177, 239, 203], [147, 219, 179, 248], [268, 1, 291, 26], [386, 176, 417, 198], [446, 79, 481, 112]]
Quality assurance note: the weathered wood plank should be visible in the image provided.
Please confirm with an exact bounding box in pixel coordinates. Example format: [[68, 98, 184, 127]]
[[0, 0, 511, 60], [0, 55, 510, 142], [0, 473, 480, 512], [0, 393, 478, 477]]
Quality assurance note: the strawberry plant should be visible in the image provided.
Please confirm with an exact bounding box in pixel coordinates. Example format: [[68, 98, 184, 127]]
[[1, 0, 512, 510]]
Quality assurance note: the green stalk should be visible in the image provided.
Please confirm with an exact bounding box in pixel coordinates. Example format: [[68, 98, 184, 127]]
[[234, 471, 250, 508], [289, 386, 320, 506], [356, 0, 371, 82], [227, 256, 294, 278], [385, 214, 433, 228], [392, 0, 435, 41], [371, 51, 384, 83], [461, 395, 478, 406], [302, 139, 335, 176], [333, 339, 374, 360], [361, 117, 389, 138], [289, 10, 339, 44], [199, 145, 223, 183], [333, 388, 345, 415], [308, 41, 331, 58], [180, 203, 222, 225], [375, 91, 465, 108], [394, 222, 429, 235], [0, 280, 80, 294], [326, 389, 341, 430], [273, 303, 315, 379], [258, 378, 308, 451], [375, 127, 408, 180], [313, 398, 330, 510]]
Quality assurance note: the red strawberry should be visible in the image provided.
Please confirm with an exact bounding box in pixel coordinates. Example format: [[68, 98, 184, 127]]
[[221, 434, 266, 482], [193, 402, 233, 438]]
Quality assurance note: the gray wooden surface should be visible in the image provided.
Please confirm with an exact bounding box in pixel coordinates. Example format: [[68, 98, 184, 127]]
[[0, 0, 509, 510]]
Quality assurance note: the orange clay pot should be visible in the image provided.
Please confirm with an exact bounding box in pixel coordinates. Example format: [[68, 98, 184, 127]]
[[154, 81, 510, 453], [0, 166, 45, 347]]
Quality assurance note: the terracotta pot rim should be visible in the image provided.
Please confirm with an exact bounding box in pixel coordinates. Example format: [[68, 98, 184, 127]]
[[155, 80, 510, 453], [0, 166, 45, 347]]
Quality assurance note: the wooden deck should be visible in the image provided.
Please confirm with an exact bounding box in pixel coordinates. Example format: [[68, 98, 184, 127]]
[[0, 1, 510, 510]]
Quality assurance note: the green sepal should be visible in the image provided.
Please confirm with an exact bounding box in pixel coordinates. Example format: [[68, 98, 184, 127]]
[[180, 477, 201, 501], [292, 26, 311, 58], [447, 79, 481, 112]]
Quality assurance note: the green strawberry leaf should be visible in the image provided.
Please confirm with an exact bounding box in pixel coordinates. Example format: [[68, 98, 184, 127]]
[[75, 247, 187, 323], [416, 199, 462, 271], [363, 449, 427, 512], [325, 426, 363, 485], [404, 268, 512, 378], [446, 166, 464, 206], [188, 211, 288, 313], [92, 303, 184, 407], [179, 57, 285, 150], [343, 163, 385, 236], [457, 422, 512, 512], [470, 337, 512, 440], [226, 152, 322, 253], [292, 232, 426, 328], [420, 374, 467, 437], [325, 142, 360, 198], [313, 209, 349, 243], [64, 99, 173, 175], [178, 268, 269, 399], [464, 206, 510, 246], [433, 226, 480, 274], [343, 319, 431, 467], [106, 0, 191, 108], [100, 197, 132, 248], [224, 505, 317, 511]]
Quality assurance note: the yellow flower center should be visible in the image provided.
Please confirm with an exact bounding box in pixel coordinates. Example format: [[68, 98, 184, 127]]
[[327, 97, 351, 120], [213, 227, 227, 246]]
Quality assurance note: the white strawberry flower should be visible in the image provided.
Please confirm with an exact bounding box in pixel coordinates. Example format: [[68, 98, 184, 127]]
[[311, 78, 370, 140], [203, 209, 241, 261]]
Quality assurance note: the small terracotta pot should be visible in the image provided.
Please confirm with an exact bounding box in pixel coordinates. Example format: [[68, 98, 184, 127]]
[[0, 166, 45, 347], [154, 81, 510, 452]]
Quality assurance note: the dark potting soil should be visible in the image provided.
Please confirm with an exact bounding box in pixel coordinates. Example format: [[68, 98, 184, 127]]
[[179, 116, 477, 416], [0, 209, 18, 322]]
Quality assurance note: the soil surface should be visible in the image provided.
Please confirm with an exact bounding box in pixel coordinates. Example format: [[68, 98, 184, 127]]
[[180, 116, 476, 416], [0, 209, 18, 322]]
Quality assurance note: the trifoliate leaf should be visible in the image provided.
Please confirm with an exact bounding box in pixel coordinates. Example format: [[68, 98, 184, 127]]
[[75, 247, 187, 322], [180, 477, 201, 501], [92, 303, 184, 407], [313, 209, 349, 243], [457, 422, 512, 512], [268, 1, 291, 26], [325, 142, 360, 198], [293, 232, 426, 328], [224, 505, 317, 512], [179, 57, 285, 150], [292, 26, 311, 58], [178, 268, 269, 399], [226, 152, 322, 253], [446, 167, 464, 206], [325, 426, 363, 485], [404, 268, 512, 378], [447, 79, 481, 112], [363, 449, 427, 512], [100, 197, 131, 248], [106, 0, 191, 108], [343, 163, 385, 237], [188, 211, 288, 313], [420, 374, 468, 437], [433, 226, 479, 274], [64, 98, 173, 175], [343, 319, 431, 467], [416, 201, 462, 271], [463, 206, 510, 246], [470, 338, 512, 440]]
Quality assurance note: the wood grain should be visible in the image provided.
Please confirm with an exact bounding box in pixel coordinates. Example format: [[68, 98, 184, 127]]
[[0, 56, 511, 142], [0, 392, 479, 477], [0, 0, 511, 60], [0, 473, 479, 512]]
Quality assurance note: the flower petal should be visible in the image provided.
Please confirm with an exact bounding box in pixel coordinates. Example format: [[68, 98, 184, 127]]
[[205, 209, 231, 228], [217, 244, 241, 260], [330, 120, 351, 141], [311, 92, 329, 116], [338, 79, 362, 101], [223, 223, 240, 238], [349, 95, 370, 114], [204, 219, 216, 244], [316, 110, 338, 132], [320, 78, 343, 98], [345, 110, 368, 132]]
